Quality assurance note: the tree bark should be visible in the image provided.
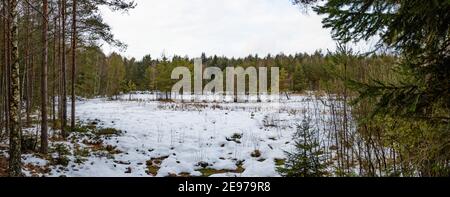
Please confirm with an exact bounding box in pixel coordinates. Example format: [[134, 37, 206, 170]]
[[52, 16, 57, 129], [40, 0, 49, 154], [57, 0, 62, 130], [4, 0, 10, 139], [27, 55, 34, 128], [60, 0, 67, 138], [25, 2, 32, 127], [8, 0, 22, 177], [0, 2, 6, 138], [70, 0, 77, 131]]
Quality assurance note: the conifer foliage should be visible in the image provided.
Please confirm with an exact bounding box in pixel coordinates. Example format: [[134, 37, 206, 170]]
[[294, 0, 450, 176], [277, 117, 328, 177]]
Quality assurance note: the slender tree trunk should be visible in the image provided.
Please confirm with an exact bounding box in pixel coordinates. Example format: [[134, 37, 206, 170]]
[[8, 0, 22, 177], [342, 61, 350, 173], [52, 17, 57, 129], [40, 0, 49, 154], [60, 0, 67, 138], [0, 2, 5, 138], [4, 0, 10, 139], [70, 0, 77, 131], [57, 0, 62, 130], [25, 2, 32, 127], [27, 54, 34, 127]]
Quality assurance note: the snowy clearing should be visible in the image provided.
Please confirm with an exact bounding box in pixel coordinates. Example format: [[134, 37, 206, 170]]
[[4, 93, 334, 177]]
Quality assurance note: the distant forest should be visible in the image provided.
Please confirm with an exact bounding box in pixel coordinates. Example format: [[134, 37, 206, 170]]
[[74, 48, 397, 98]]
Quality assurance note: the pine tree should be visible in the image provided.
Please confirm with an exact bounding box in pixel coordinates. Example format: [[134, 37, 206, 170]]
[[106, 53, 126, 98], [277, 117, 328, 177], [145, 64, 157, 91], [60, 0, 68, 138], [71, 0, 77, 132], [40, 0, 49, 154], [292, 62, 306, 92]]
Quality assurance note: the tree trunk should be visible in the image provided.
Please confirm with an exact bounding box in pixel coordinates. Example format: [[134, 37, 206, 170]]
[[27, 55, 34, 127], [40, 0, 49, 154], [8, 0, 22, 177], [60, 0, 67, 138], [0, 2, 6, 138], [25, 2, 32, 127], [4, 0, 10, 139], [70, 0, 77, 131], [52, 16, 57, 129], [57, 0, 62, 130]]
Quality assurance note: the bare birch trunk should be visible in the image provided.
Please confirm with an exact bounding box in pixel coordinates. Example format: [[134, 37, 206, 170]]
[[8, 0, 22, 177]]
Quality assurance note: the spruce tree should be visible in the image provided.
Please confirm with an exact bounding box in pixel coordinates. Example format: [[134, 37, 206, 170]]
[[277, 117, 328, 177], [294, 0, 450, 176], [294, 0, 450, 123]]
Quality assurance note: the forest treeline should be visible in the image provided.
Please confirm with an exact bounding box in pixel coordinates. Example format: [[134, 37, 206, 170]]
[[73, 48, 398, 98]]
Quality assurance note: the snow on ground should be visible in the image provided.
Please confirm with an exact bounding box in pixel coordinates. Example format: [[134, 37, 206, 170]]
[[17, 93, 331, 177]]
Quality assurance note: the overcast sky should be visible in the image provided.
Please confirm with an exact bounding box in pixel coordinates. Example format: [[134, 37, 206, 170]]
[[100, 0, 341, 60]]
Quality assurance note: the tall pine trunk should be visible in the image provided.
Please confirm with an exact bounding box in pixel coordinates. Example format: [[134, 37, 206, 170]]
[[52, 17, 57, 129], [57, 0, 62, 130], [40, 0, 49, 154], [60, 0, 67, 138], [70, 0, 77, 131], [25, 2, 32, 127], [8, 0, 22, 177], [27, 55, 34, 128]]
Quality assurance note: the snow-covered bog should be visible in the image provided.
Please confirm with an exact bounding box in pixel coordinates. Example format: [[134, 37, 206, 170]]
[[19, 93, 332, 177]]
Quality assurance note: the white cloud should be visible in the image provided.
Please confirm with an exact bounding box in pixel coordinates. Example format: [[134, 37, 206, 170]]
[[100, 0, 338, 59]]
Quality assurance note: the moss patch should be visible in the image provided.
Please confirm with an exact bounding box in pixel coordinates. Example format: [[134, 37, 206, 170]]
[[96, 128, 122, 136], [274, 158, 286, 166], [198, 161, 245, 177]]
